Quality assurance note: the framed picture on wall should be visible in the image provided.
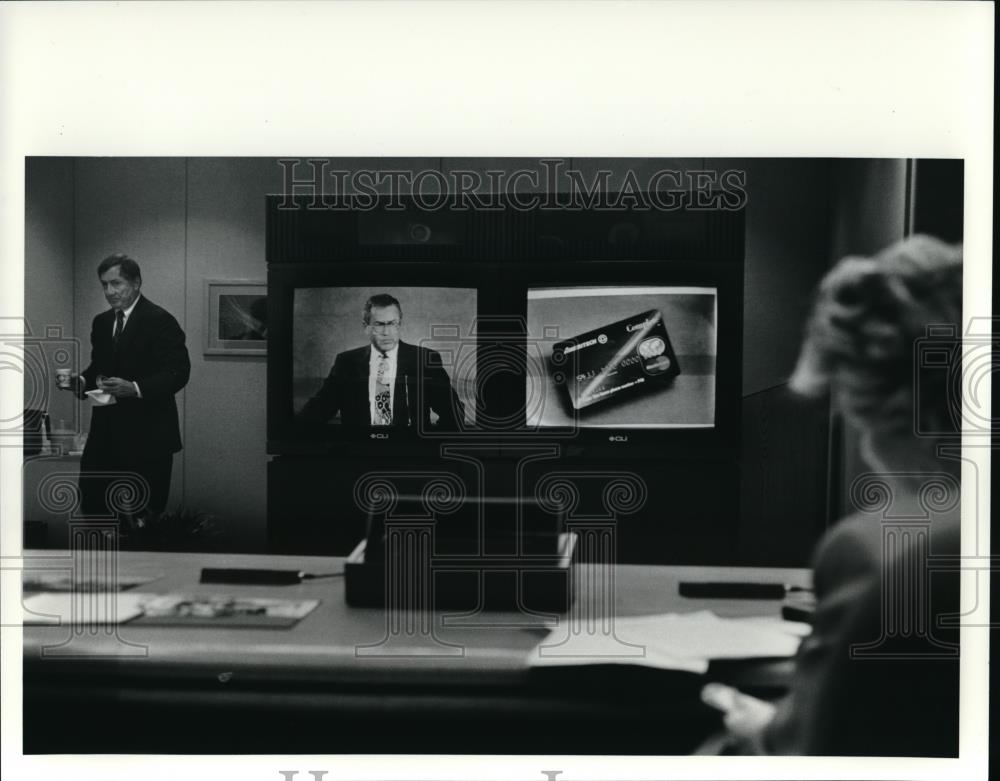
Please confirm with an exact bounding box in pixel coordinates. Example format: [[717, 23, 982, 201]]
[[204, 280, 268, 356]]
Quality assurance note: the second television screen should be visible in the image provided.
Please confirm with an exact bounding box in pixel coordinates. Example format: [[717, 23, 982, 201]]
[[526, 286, 718, 429]]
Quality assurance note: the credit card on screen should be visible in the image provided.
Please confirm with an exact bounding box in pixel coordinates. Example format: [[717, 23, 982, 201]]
[[551, 309, 681, 410]]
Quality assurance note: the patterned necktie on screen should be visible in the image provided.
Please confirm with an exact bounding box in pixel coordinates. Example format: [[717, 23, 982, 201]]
[[374, 353, 392, 425], [113, 310, 125, 350]]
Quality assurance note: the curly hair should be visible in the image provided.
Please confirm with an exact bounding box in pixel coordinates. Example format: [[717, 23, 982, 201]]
[[789, 234, 962, 436]]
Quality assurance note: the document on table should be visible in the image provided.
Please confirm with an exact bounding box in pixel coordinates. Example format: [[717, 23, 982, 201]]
[[530, 610, 809, 674], [132, 594, 320, 628], [22, 592, 156, 625], [23, 572, 160, 592], [21, 591, 320, 629]]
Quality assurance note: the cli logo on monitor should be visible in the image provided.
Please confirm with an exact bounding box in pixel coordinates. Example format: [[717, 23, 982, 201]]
[[608, 435, 629, 442]]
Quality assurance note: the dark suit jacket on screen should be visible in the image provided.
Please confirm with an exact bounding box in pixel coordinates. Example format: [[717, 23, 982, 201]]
[[80, 296, 191, 460], [298, 342, 465, 429], [762, 509, 961, 756]]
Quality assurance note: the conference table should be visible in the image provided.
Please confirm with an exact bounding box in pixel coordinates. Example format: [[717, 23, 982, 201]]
[[21, 550, 810, 754]]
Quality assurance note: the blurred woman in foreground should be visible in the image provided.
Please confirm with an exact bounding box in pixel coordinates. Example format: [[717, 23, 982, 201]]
[[701, 234, 963, 756]]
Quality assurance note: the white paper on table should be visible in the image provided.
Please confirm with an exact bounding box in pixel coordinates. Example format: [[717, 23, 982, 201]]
[[529, 610, 806, 674], [22, 591, 154, 625], [530, 640, 709, 674], [23, 572, 161, 592], [730, 614, 813, 637], [612, 611, 805, 660]]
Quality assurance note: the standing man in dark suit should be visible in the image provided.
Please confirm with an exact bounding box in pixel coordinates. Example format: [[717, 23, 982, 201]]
[[298, 293, 465, 429], [61, 254, 190, 521]]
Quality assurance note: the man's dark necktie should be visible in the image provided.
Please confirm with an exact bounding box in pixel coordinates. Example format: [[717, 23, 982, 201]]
[[113, 310, 125, 350]]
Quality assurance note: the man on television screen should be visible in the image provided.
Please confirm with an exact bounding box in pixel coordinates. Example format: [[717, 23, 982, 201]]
[[298, 293, 465, 430]]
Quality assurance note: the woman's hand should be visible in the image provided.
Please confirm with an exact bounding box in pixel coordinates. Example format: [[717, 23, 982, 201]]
[[701, 682, 777, 754]]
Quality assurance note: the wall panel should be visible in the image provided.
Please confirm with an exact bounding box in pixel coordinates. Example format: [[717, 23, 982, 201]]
[[184, 157, 285, 548], [24, 158, 75, 431]]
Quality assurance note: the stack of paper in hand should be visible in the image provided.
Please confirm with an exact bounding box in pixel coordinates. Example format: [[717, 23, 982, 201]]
[[530, 610, 810, 674]]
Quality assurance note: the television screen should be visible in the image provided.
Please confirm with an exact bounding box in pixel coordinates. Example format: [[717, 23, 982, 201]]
[[525, 285, 718, 429], [292, 286, 477, 429]]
